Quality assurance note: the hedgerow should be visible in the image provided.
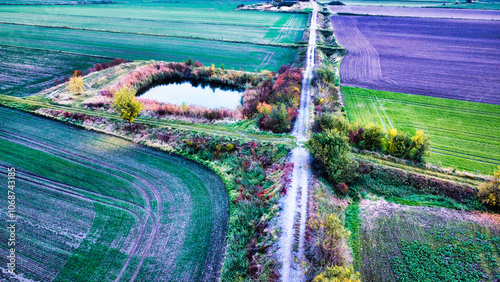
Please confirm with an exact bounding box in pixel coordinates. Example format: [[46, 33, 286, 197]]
[[317, 114, 430, 162]]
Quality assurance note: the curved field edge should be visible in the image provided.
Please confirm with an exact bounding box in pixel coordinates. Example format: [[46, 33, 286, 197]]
[[0, 106, 230, 281], [342, 86, 500, 175]]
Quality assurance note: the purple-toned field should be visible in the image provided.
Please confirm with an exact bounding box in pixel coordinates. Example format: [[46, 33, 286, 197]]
[[329, 6, 500, 20], [331, 15, 500, 104]]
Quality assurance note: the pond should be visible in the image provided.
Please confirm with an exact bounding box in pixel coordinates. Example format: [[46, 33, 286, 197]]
[[138, 80, 243, 110]]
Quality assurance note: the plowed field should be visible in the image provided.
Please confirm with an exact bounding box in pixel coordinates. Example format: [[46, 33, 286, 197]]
[[332, 15, 500, 104]]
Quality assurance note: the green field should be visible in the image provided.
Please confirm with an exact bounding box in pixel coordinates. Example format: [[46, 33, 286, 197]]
[[0, 107, 229, 281], [0, 45, 109, 97], [357, 199, 500, 281], [342, 87, 500, 175], [0, 1, 307, 71], [0, 1, 307, 97]]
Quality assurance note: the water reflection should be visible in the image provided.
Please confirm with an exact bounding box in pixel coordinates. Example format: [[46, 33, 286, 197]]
[[138, 80, 242, 110]]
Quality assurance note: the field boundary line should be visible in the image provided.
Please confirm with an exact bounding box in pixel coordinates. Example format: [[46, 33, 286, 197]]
[[0, 21, 302, 49]]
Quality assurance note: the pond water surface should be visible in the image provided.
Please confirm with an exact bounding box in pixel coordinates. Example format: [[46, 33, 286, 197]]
[[138, 81, 242, 110]]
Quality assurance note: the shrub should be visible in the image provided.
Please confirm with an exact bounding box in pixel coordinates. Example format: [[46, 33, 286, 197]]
[[334, 183, 349, 195], [409, 130, 430, 162], [307, 130, 358, 185], [313, 266, 360, 282], [256, 101, 272, 115], [362, 123, 385, 152], [478, 167, 500, 208], [317, 113, 350, 135], [313, 64, 337, 89], [386, 129, 412, 159], [259, 103, 292, 133]]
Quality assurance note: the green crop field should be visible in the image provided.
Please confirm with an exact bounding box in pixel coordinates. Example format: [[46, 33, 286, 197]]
[[0, 0, 307, 97], [0, 107, 229, 281], [342, 87, 500, 175], [0, 45, 109, 97], [357, 199, 500, 281]]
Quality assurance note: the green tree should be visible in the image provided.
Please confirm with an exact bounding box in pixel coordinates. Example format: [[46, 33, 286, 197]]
[[113, 87, 142, 125], [307, 130, 358, 185], [362, 123, 385, 152], [409, 130, 430, 162]]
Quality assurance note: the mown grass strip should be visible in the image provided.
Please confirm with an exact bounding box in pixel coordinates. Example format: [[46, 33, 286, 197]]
[[0, 94, 296, 145]]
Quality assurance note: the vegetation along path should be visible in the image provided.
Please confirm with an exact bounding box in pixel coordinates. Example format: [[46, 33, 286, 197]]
[[0, 107, 229, 281], [277, 1, 318, 281]]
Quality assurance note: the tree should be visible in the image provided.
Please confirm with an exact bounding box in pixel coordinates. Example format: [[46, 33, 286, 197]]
[[112, 87, 142, 125], [362, 123, 385, 152], [409, 130, 430, 162], [386, 129, 412, 159], [478, 167, 500, 208], [307, 130, 358, 185], [68, 72, 84, 94], [317, 113, 350, 135]]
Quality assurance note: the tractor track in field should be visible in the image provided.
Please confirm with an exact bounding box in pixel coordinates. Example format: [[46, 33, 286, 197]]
[[2, 166, 148, 221], [0, 129, 162, 281], [431, 148, 500, 166]]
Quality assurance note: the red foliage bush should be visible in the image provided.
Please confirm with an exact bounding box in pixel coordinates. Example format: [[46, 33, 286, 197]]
[[335, 183, 349, 195]]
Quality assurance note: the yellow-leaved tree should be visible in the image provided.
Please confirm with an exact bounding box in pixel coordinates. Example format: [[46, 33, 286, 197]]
[[112, 87, 142, 125], [68, 71, 84, 94], [478, 167, 500, 208]]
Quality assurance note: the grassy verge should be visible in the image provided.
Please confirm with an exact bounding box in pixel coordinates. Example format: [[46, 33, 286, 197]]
[[344, 202, 360, 270], [0, 94, 295, 146]]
